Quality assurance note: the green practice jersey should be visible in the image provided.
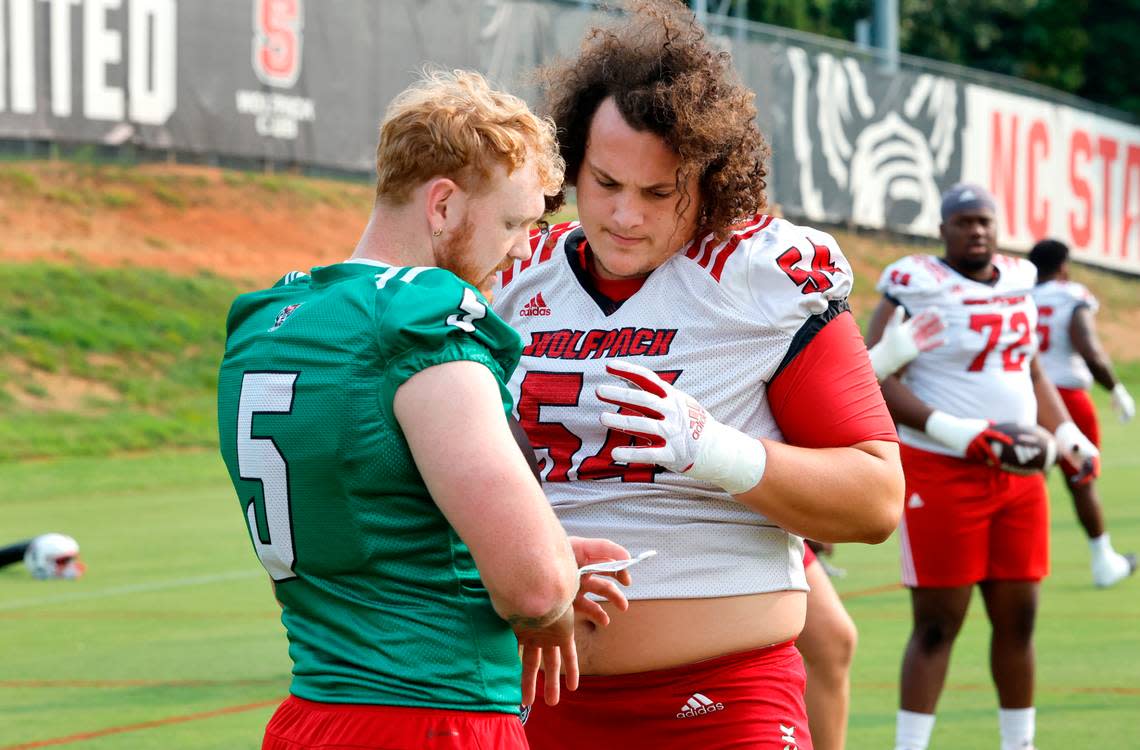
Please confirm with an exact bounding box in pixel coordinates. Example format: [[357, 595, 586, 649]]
[[217, 261, 524, 712]]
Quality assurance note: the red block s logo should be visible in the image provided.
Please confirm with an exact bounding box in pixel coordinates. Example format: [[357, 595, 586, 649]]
[[253, 0, 303, 88]]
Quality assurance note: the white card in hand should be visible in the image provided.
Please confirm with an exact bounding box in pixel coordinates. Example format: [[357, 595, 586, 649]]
[[578, 549, 657, 575]]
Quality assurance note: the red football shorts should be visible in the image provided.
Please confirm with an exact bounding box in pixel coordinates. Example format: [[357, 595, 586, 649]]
[[524, 641, 812, 750], [1057, 387, 1101, 478], [262, 695, 527, 750], [898, 444, 1049, 587], [803, 543, 817, 568]]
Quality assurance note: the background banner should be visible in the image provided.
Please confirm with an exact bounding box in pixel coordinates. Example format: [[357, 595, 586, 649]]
[[1, 0, 1136, 272]]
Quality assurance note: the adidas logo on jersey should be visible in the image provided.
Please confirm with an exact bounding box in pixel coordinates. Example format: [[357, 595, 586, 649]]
[[519, 292, 552, 317], [675, 692, 724, 719], [780, 723, 799, 749], [907, 493, 924, 509]]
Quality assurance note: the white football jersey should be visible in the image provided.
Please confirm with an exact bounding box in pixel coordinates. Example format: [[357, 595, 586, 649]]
[[877, 254, 1040, 456], [1031, 280, 1099, 390], [492, 215, 853, 600]]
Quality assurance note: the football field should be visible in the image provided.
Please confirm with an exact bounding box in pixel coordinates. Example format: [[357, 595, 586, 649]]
[[2, 395, 1138, 749]]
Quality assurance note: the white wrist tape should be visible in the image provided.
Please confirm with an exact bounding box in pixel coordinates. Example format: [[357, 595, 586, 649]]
[[924, 410, 987, 454], [868, 330, 919, 381], [685, 419, 767, 495], [1054, 420, 1082, 449], [1111, 383, 1136, 423], [868, 341, 910, 382]]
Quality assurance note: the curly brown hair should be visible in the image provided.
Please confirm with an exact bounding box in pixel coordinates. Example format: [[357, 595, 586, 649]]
[[539, 0, 769, 240]]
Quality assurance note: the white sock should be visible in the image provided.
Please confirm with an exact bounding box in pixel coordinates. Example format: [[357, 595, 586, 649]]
[[894, 710, 935, 750], [998, 707, 1035, 750], [1089, 533, 1114, 560]]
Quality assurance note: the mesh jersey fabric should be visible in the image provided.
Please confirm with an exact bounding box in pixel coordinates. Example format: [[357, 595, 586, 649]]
[[492, 215, 861, 599], [1031, 279, 1099, 390], [218, 260, 524, 712], [878, 253, 1040, 456]]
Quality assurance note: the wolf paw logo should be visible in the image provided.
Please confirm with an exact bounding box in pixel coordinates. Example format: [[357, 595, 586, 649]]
[[786, 47, 961, 237]]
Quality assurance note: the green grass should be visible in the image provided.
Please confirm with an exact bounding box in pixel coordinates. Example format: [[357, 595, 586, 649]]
[[0, 450, 287, 749], [0, 263, 239, 461], [837, 382, 1140, 747], [99, 188, 138, 209], [151, 184, 187, 209], [2, 165, 1138, 746], [1, 392, 1137, 747]]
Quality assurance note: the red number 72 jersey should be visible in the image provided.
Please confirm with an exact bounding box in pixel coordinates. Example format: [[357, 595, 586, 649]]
[[877, 253, 1040, 457]]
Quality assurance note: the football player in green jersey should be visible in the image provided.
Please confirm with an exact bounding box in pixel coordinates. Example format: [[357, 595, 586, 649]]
[[218, 69, 631, 750]]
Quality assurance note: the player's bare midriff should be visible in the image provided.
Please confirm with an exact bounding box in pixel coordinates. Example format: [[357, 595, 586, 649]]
[[573, 589, 807, 674]]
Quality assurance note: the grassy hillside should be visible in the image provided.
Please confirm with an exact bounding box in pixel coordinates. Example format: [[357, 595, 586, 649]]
[[1, 161, 1139, 460], [0, 264, 238, 460]]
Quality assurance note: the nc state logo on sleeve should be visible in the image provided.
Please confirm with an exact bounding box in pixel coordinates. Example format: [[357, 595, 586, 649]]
[[253, 0, 304, 88]]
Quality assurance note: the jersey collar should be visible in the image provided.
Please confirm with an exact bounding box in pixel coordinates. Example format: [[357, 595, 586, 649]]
[[563, 228, 650, 316], [937, 257, 1000, 287], [342, 257, 391, 268], [310, 261, 390, 286]]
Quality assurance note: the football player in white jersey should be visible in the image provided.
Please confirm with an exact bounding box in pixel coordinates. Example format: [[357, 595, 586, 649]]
[[867, 184, 1101, 750], [491, 3, 904, 748], [1029, 238, 1136, 587]]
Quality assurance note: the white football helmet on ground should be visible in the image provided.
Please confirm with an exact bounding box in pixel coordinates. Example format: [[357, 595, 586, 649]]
[[23, 533, 86, 579]]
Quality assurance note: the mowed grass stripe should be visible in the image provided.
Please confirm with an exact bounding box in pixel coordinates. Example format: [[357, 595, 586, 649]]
[[0, 569, 262, 611], [0, 678, 286, 689], [0, 451, 288, 748], [0, 699, 283, 750]]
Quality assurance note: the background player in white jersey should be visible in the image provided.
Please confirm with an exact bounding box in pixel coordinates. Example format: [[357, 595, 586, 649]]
[[1029, 238, 1136, 587], [492, 3, 904, 748], [867, 184, 1101, 750]]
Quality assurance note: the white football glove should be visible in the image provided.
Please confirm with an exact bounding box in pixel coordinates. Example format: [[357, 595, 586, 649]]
[[868, 306, 946, 381], [596, 360, 766, 495], [1054, 420, 1101, 485], [1111, 383, 1135, 424]]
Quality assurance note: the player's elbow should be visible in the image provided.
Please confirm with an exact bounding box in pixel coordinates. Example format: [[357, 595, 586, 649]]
[[513, 579, 577, 622], [861, 499, 902, 544], [487, 557, 578, 624], [854, 449, 905, 544]]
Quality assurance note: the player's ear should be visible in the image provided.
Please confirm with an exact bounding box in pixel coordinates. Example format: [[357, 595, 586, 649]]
[[424, 177, 461, 231]]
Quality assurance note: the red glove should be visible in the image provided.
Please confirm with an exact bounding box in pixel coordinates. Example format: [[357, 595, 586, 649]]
[[925, 410, 1010, 467], [963, 424, 1014, 467]]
